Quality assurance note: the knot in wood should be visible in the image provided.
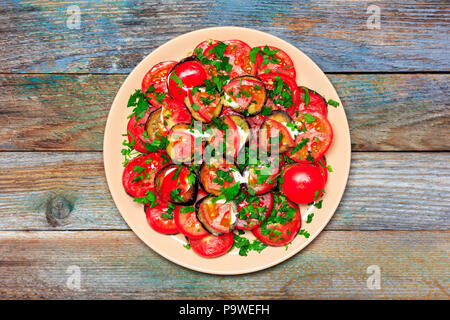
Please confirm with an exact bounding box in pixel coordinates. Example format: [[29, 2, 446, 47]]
[[45, 195, 73, 226]]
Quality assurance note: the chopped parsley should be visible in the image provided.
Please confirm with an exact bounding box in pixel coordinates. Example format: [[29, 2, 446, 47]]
[[127, 89, 149, 120], [327, 99, 340, 108], [169, 72, 183, 91], [233, 233, 268, 256], [170, 188, 184, 202], [302, 87, 310, 107], [134, 190, 158, 207], [290, 138, 309, 154], [298, 229, 310, 238], [260, 106, 272, 116], [303, 113, 316, 124]]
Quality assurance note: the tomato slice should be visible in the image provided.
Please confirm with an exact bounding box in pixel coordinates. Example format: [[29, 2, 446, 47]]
[[194, 39, 218, 55], [316, 156, 328, 184], [202, 40, 256, 78], [145, 197, 179, 234], [167, 58, 208, 102], [174, 189, 209, 239], [186, 89, 223, 123], [222, 76, 266, 115], [286, 112, 333, 163], [207, 115, 239, 158], [199, 160, 238, 196], [287, 87, 327, 119], [127, 109, 154, 153], [246, 113, 267, 146], [259, 73, 300, 111], [236, 193, 274, 230], [155, 164, 197, 205], [159, 97, 192, 137], [280, 163, 325, 204], [189, 232, 234, 258], [255, 46, 296, 79], [252, 194, 301, 246], [207, 115, 250, 159], [122, 152, 170, 198], [259, 118, 295, 153], [166, 123, 203, 164], [142, 61, 177, 108], [243, 154, 285, 195]]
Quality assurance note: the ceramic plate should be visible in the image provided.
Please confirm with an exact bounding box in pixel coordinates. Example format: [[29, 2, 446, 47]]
[[103, 27, 351, 275]]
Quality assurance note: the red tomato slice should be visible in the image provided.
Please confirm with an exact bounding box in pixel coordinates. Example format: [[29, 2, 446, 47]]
[[259, 73, 300, 111], [194, 39, 218, 55], [203, 40, 256, 78], [199, 160, 237, 196], [246, 114, 267, 145], [316, 156, 328, 184], [236, 193, 274, 230], [189, 232, 234, 258], [259, 118, 295, 153], [166, 123, 201, 164], [280, 163, 325, 204], [126, 109, 154, 153], [167, 59, 208, 102], [187, 89, 223, 123], [142, 61, 177, 108], [174, 188, 209, 239], [221, 106, 240, 116], [255, 46, 296, 78], [145, 198, 179, 234], [122, 152, 170, 198], [155, 165, 196, 204], [174, 208, 208, 240], [244, 154, 285, 195], [252, 195, 301, 246], [222, 76, 266, 115], [287, 87, 327, 119], [287, 112, 333, 163], [207, 115, 240, 158], [159, 97, 192, 137]]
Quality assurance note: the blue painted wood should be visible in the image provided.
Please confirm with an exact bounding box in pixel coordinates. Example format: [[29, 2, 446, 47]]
[[1, 0, 448, 73]]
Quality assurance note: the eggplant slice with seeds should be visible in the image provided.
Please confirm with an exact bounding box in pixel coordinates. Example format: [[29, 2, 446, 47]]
[[222, 75, 267, 116]]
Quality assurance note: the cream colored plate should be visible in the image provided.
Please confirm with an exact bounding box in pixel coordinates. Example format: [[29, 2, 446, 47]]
[[103, 27, 351, 275]]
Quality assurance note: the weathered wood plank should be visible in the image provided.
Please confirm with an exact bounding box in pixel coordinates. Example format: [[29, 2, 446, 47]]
[[0, 230, 447, 299], [0, 1, 448, 73], [0, 73, 448, 151], [0, 152, 448, 231]]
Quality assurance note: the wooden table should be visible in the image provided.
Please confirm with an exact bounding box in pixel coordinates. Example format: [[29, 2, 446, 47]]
[[0, 0, 448, 299]]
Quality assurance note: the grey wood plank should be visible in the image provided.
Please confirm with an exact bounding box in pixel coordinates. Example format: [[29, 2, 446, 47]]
[[0, 0, 448, 73], [0, 152, 448, 231]]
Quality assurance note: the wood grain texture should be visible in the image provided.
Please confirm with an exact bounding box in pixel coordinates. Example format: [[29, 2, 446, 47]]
[[0, 1, 448, 73], [0, 73, 448, 151], [0, 230, 448, 299], [0, 152, 448, 231]]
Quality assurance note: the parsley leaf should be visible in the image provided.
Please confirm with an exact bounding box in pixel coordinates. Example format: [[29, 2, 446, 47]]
[[327, 99, 340, 108], [290, 138, 310, 154]]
